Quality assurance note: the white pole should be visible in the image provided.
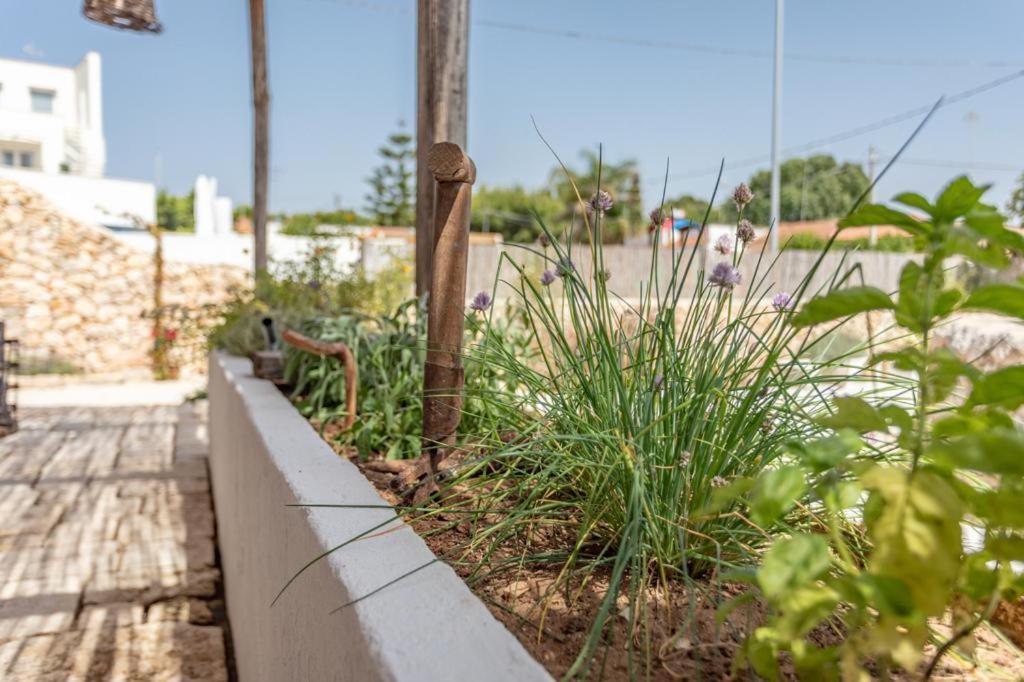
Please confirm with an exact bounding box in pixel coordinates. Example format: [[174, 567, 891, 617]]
[[769, 0, 784, 254]]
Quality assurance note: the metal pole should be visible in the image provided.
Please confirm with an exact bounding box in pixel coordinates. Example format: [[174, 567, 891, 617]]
[[867, 145, 878, 245], [769, 0, 784, 254]]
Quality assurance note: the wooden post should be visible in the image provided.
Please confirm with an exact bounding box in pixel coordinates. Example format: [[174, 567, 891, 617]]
[[421, 142, 475, 474], [249, 0, 270, 276], [415, 0, 470, 298]]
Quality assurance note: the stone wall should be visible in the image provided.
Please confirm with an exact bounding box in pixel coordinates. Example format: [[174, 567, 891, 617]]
[[0, 179, 247, 376]]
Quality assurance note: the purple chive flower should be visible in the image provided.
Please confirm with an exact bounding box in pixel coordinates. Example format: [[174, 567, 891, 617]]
[[708, 262, 742, 289], [771, 292, 794, 311], [737, 219, 756, 244], [596, 269, 612, 282], [540, 269, 557, 286], [589, 190, 614, 214], [307, 279, 321, 291], [469, 291, 492, 313], [649, 208, 663, 226], [713, 235, 733, 255], [732, 183, 754, 210], [557, 257, 575, 278], [653, 374, 664, 389], [538, 233, 551, 248]]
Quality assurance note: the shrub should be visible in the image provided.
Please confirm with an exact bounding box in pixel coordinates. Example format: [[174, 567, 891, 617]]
[[207, 243, 411, 357], [285, 299, 535, 460], [786, 232, 917, 252], [728, 177, 1024, 679]]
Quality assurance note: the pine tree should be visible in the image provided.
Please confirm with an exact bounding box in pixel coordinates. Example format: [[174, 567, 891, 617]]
[[365, 123, 414, 226]]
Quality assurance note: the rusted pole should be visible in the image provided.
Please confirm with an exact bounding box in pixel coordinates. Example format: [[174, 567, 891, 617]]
[[421, 142, 475, 475], [281, 329, 358, 431], [249, 0, 270, 276], [415, 0, 470, 298]]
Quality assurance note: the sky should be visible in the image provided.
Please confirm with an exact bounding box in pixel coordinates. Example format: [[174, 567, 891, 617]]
[[2, 0, 1022, 217]]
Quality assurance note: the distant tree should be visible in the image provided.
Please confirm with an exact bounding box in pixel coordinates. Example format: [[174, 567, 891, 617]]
[[661, 193, 725, 224], [156, 190, 194, 231], [281, 209, 367, 236], [1007, 171, 1024, 223], [549, 150, 641, 243], [470, 185, 563, 242], [365, 122, 415, 226], [721, 155, 870, 225]]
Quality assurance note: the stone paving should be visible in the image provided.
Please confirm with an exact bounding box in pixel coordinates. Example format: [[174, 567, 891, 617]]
[[0, 402, 230, 681]]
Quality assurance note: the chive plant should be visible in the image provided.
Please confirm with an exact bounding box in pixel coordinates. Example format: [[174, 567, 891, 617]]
[[433, 157, 907, 678]]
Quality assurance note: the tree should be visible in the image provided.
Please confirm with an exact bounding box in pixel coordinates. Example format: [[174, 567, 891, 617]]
[[470, 185, 563, 242], [1006, 171, 1024, 223], [722, 155, 870, 225], [661, 193, 725, 224], [365, 123, 415, 226], [550, 150, 641, 243], [156, 190, 194, 231]]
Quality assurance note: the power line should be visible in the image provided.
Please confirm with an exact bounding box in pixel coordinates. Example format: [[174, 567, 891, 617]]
[[477, 19, 1024, 70], [666, 69, 1024, 182], [303, 0, 1024, 70]]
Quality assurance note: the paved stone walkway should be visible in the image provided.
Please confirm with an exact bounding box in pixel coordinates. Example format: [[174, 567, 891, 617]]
[[0, 402, 230, 681]]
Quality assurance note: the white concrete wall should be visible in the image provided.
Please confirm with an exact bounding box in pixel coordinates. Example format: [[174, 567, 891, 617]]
[[0, 166, 154, 227], [208, 353, 550, 682], [0, 52, 105, 176], [111, 229, 362, 271]]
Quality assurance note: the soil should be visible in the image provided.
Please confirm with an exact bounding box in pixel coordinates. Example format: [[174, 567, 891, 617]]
[[307, 417, 1024, 681], [348, 451, 1023, 681]]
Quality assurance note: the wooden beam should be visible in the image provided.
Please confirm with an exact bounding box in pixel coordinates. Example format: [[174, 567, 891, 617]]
[[249, 0, 270, 276], [415, 0, 469, 297]]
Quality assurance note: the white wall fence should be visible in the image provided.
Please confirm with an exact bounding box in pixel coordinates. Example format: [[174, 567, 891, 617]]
[[0, 166, 153, 228], [108, 225, 923, 302], [464, 244, 919, 302], [112, 229, 363, 272]]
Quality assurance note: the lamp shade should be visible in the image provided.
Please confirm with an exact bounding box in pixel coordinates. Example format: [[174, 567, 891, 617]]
[[82, 0, 162, 33]]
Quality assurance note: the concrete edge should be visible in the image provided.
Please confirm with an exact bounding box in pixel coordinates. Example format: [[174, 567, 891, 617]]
[[209, 351, 550, 682]]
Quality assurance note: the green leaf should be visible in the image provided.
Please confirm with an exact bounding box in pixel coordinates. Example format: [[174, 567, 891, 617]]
[[758, 533, 832, 602], [792, 287, 895, 328], [750, 466, 807, 526], [964, 209, 1024, 251], [894, 192, 935, 216], [934, 176, 989, 221], [839, 204, 928, 236], [775, 584, 841, 639], [894, 261, 926, 332], [816, 397, 888, 434], [855, 574, 917, 619], [788, 431, 863, 472], [969, 485, 1024, 528], [963, 284, 1024, 320], [861, 467, 962, 615], [929, 428, 1024, 475], [985, 535, 1024, 561], [791, 641, 839, 682], [969, 366, 1024, 410]]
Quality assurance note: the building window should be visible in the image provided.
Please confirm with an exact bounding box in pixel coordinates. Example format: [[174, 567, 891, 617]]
[[19, 152, 34, 168], [2, 151, 13, 167], [30, 89, 55, 114]]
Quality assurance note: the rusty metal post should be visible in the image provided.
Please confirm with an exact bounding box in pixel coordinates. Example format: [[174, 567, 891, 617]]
[[421, 142, 475, 474]]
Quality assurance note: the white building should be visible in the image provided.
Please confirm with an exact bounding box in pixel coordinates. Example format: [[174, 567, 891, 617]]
[[0, 52, 154, 227]]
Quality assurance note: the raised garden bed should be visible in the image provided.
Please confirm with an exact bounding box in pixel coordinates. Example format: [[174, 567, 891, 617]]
[[207, 352, 550, 682]]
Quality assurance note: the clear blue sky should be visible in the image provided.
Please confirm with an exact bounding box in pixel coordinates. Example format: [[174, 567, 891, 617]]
[[2, 0, 1022, 216]]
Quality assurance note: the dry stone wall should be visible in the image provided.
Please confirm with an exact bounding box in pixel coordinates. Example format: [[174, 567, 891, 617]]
[[0, 179, 247, 376]]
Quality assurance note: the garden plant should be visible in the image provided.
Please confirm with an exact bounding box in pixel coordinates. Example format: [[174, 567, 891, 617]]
[[723, 177, 1024, 680]]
